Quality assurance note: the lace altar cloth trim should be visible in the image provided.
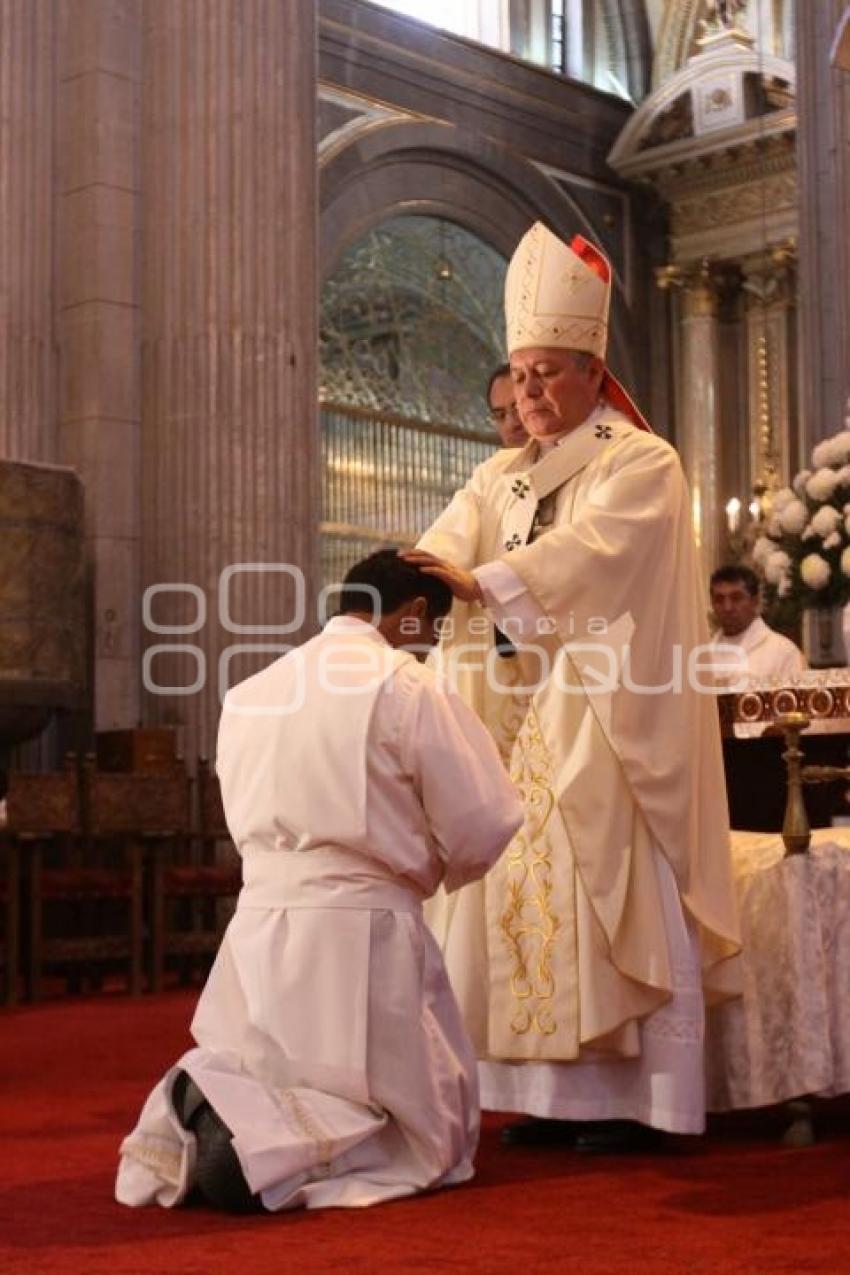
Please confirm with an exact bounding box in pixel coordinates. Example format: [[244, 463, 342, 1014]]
[[705, 828, 850, 1111]]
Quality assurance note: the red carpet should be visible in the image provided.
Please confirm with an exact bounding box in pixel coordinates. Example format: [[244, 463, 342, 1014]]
[[1, 992, 849, 1275]]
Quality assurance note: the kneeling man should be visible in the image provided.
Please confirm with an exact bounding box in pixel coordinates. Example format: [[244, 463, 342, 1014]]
[[116, 551, 522, 1213]]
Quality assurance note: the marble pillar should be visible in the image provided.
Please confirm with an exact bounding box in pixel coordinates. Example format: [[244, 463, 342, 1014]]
[[0, 1, 56, 462], [678, 269, 724, 583], [796, 0, 850, 446], [141, 0, 319, 761], [55, 0, 143, 732]]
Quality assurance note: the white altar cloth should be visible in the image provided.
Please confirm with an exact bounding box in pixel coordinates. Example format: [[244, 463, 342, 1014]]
[[706, 828, 850, 1111]]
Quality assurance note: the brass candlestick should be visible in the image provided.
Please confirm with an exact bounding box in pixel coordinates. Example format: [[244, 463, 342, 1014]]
[[775, 712, 811, 855]]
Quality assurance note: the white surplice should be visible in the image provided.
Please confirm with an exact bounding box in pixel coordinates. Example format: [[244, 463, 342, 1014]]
[[116, 616, 522, 1211], [421, 404, 742, 1134], [710, 616, 806, 683]]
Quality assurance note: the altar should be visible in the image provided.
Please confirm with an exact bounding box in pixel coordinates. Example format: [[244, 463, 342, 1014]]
[[707, 673, 850, 1115], [719, 671, 850, 831], [707, 828, 850, 1113]]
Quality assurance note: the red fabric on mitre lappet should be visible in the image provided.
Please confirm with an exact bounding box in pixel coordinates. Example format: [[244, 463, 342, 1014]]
[[569, 234, 652, 434]]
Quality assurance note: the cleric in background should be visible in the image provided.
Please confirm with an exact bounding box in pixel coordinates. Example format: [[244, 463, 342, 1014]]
[[486, 362, 528, 448], [710, 564, 806, 682]]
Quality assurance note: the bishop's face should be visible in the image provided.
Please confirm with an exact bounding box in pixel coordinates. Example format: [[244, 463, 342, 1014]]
[[509, 346, 604, 440]]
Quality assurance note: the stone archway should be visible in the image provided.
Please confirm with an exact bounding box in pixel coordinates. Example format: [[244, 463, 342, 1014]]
[[319, 116, 639, 390]]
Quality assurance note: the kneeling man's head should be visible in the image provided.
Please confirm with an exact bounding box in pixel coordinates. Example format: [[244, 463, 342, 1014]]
[[339, 550, 452, 654]]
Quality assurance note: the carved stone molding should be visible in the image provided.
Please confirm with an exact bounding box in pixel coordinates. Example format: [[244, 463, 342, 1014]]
[[671, 168, 796, 238], [655, 258, 738, 306], [740, 243, 797, 307], [655, 130, 796, 199], [654, 0, 702, 88]]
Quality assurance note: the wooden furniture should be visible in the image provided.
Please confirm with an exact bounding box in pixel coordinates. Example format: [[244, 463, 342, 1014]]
[[0, 808, 21, 1007], [26, 757, 191, 999], [95, 728, 179, 775], [8, 762, 83, 1001], [719, 679, 850, 834], [149, 757, 240, 992]]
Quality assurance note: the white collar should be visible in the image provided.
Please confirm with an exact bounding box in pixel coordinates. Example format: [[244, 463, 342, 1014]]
[[324, 615, 388, 645], [534, 401, 608, 457], [713, 616, 768, 650]]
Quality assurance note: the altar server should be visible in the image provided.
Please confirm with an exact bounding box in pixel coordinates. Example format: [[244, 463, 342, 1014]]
[[116, 550, 522, 1211]]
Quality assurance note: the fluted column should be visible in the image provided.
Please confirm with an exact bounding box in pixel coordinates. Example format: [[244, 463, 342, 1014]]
[[797, 0, 850, 446], [742, 248, 797, 487], [0, 1, 56, 462], [55, 0, 143, 731], [141, 0, 318, 761], [676, 266, 724, 584]]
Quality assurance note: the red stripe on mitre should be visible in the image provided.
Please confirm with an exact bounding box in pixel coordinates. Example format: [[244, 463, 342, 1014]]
[[569, 235, 611, 284]]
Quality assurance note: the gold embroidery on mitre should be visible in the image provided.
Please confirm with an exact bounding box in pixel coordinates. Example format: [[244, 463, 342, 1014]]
[[500, 707, 560, 1036]]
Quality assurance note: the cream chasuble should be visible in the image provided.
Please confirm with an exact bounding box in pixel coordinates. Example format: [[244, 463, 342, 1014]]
[[421, 405, 741, 1089]]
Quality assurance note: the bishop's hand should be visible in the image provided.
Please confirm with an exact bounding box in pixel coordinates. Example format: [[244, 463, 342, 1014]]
[[399, 550, 484, 605]]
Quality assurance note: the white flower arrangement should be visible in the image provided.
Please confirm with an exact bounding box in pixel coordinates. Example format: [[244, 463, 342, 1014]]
[[756, 408, 850, 611], [800, 553, 831, 590]]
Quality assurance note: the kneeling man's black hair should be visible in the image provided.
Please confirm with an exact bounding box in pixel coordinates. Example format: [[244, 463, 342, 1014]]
[[340, 549, 452, 621]]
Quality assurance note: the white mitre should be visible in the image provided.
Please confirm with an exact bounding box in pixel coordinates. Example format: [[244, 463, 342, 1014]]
[[505, 221, 610, 358], [504, 221, 652, 432]]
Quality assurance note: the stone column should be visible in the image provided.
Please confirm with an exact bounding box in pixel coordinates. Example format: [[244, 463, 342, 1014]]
[[796, 0, 850, 446], [141, 0, 319, 761], [55, 0, 143, 731], [0, 1, 56, 462], [674, 266, 724, 584]]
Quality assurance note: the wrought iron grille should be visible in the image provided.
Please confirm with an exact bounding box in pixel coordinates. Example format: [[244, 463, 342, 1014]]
[[320, 401, 495, 586], [319, 216, 507, 587]]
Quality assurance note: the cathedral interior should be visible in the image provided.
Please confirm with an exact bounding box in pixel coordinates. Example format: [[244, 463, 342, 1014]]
[[1, 0, 848, 764], [2, 0, 850, 1253]]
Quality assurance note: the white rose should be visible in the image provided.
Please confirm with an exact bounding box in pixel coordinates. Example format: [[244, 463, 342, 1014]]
[[824, 531, 842, 549], [764, 550, 791, 584], [777, 499, 807, 534], [810, 505, 842, 536], [837, 465, 850, 486], [801, 553, 832, 589], [812, 439, 835, 468], [793, 469, 812, 495], [772, 487, 796, 512], [752, 535, 776, 566], [842, 546, 850, 578], [832, 430, 850, 461], [806, 468, 840, 501]]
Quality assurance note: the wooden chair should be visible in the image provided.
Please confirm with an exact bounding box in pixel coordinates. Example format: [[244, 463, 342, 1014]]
[[7, 761, 82, 1002], [149, 757, 241, 992], [0, 803, 22, 1007], [27, 757, 190, 999]]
